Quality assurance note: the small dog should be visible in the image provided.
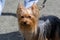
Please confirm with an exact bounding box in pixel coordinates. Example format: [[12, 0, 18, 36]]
[[16, 3, 39, 40], [39, 15, 60, 40], [16, 0, 46, 40]]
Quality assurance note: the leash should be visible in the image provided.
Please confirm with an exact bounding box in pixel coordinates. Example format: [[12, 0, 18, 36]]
[[42, 0, 47, 8], [43, 0, 47, 4], [39, 0, 47, 10]]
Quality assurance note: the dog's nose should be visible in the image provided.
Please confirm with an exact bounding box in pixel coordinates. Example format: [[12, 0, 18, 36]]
[[23, 22, 27, 25]]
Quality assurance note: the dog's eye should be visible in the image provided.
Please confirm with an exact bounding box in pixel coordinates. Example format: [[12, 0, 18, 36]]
[[21, 16, 24, 18], [28, 16, 31, 18]]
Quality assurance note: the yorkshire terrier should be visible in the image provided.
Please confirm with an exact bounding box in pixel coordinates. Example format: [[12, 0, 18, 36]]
[[16, 0, 47, 40], [16, 3, 39, 40], [16, 0, 60, 40]]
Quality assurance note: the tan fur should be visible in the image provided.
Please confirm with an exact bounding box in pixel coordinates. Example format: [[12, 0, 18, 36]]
[[17, 3, 39, 40]]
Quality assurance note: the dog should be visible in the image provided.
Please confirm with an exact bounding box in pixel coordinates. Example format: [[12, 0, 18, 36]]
[[38, 15, 60, 40], [16, 3, 39, 40], [16, 0, 47, 40]]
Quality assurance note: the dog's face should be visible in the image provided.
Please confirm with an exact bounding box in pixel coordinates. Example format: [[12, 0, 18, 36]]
[[17, 4, 39, 33], [18, 9, 36, 30]]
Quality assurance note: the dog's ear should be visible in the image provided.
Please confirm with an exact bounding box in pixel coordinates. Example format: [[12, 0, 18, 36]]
[[17, 3, 25, 15], [17, 3, 24, 11], [16, 3, 23, 17], [31, 4, 37, 11], [31, 4, 39, 18]]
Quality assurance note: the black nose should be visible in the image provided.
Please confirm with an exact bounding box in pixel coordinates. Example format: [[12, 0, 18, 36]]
[[23, 22, 27, 25]]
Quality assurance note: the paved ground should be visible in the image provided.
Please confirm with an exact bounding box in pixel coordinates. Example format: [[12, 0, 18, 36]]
[[0, 0, 60, 40]]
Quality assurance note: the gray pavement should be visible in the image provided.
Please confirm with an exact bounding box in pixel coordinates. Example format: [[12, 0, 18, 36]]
[[0, 0, 60, 40], [0, 0, 19, 34]]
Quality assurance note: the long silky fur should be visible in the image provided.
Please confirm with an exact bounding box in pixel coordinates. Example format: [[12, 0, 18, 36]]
[[38, 15, 60, 40]]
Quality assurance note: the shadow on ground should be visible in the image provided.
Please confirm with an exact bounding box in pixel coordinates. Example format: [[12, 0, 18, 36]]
[[0, 31, 23, 40]]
